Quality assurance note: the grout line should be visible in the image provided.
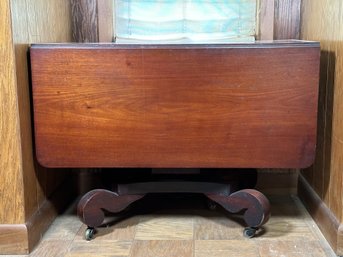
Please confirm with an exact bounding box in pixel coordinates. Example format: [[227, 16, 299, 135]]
[[192, 215, 195, 257], [128, 216, 140, 257]]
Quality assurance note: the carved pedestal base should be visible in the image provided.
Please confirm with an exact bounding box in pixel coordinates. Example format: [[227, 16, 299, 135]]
[[207, 189, 270, 237], [77, 170, 270, 240], [77, 189, 145, 228]]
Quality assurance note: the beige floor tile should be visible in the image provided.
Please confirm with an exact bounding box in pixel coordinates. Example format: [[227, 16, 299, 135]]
[[43, 215, 82, 241], [258, 240, 330, 257], [134, 216, 193, 240], [130, 240, 193, 257], [194, 215, 243, 240], [0, 254, 29, 257], [195, 240, 259, 257], [256, 219, 317, 240], [75, 216, 139, 241], [252, 196, 317, 240], [30, 240, 71, 257], [66, 240, 132, 257]]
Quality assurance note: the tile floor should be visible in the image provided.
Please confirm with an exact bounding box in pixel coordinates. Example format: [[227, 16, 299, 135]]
[[5, 194, 337, 257]]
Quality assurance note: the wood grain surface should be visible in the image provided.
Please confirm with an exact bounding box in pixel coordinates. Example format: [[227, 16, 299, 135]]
[[298, 174, 341, 254], [274, 0, 301, 39], [97, 0, 114, 42], [257, 0, 274, 40], [71, 0, 305, 188], [300, 0, 343, 255], [257, 0, 303, 194], [10, 0, 73, 223], [30, 42, 320, 169], [0, 0, 73, 254], [130, 241, 193, 257], [71, 0, 114, 42], [71, 0, 98, 42], [0, 0, 26, 225], [301, 0, 343, 222]]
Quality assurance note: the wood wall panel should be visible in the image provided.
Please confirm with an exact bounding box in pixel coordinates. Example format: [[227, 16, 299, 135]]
[[274, 0, 301, 39], [0, 0, 74, 254], [0, 0, 26, 225], [300, 0, 343, 254], [71, 0, 98, 42], [301, 0, 343, 222], [10, 0, 73, 221], [71, 0, 114, 43]]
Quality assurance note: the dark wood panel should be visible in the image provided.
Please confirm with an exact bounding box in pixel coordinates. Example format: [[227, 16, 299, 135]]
[[274, 0, 301, 39], [30, 42, 320, 168], [71, 0, 98, 42]]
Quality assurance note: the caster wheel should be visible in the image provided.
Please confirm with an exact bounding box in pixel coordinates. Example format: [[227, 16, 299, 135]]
[[85, 227, 95, 241], [207, 200, 217, 210], [243, 227, 257, 238]]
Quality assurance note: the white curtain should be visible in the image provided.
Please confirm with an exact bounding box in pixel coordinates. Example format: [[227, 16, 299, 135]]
[[115, 0, 257, 43]]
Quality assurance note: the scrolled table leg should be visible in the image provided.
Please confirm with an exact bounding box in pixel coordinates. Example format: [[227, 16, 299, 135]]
[[77, 189, 145, 228], [206, 189, 270, 237]]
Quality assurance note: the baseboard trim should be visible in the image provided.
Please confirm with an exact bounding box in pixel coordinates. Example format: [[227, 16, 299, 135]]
[[0, 199, 60, 255], [0, 177, 76, 255], [0, 224, 28, 254], [298, 174, 342, 255], [26, 196, 61, 253], [27, 177, 76, 253]]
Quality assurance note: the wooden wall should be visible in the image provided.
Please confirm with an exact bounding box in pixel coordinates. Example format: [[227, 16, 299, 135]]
[[299, 0, 343, 254], [11, 0, 73, 222], [273, 0, 301, 40], [0, 0, 74, 254], [0, 0, 25, 226], [71, 0, 114, 43]]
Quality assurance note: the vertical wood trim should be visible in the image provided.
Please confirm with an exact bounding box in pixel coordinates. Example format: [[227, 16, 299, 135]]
[[300, 0, 343, 222], [11, 0, 74, 222], [300, 1, 343, 253], [0, 0, 26, 224], [257, 0, 274, 40], [2, 0, 74, 253], [330, 3, 343, 224], [274, 0, 301, 39], [71, 0, 98, 42], [97, 0, 114, 42]]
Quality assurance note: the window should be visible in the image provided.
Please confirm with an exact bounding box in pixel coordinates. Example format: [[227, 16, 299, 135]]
[[115, 0, 257, 43]]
